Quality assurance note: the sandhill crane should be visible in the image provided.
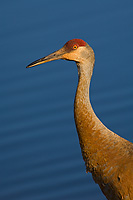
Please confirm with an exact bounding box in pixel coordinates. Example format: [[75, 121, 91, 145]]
[[27, 39, 133, 200]]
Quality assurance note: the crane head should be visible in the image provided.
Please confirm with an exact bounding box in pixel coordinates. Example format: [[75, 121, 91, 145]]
[[26, 39, 94, 68]]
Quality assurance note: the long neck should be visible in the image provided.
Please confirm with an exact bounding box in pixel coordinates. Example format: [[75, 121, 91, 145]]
[[74, 61, 129, 175]]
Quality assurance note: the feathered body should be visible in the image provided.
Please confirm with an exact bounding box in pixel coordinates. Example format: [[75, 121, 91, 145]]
[[74, 44, 133, 199]]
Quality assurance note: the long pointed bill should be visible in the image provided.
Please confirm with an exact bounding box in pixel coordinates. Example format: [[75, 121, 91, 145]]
[[26, 48, 65, 68]]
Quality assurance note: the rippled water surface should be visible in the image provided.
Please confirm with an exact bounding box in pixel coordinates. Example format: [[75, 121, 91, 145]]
[[0, 1, 133, 200]]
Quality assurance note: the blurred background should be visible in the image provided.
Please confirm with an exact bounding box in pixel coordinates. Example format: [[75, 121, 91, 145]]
[[0, 1, 133, 199]]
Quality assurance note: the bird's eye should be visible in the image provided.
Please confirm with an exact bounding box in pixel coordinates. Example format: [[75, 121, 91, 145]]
[[73, 45, 78, 50]]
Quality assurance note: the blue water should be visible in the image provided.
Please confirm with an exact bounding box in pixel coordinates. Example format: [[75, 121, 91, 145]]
[[0, 1, 133, 200]]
